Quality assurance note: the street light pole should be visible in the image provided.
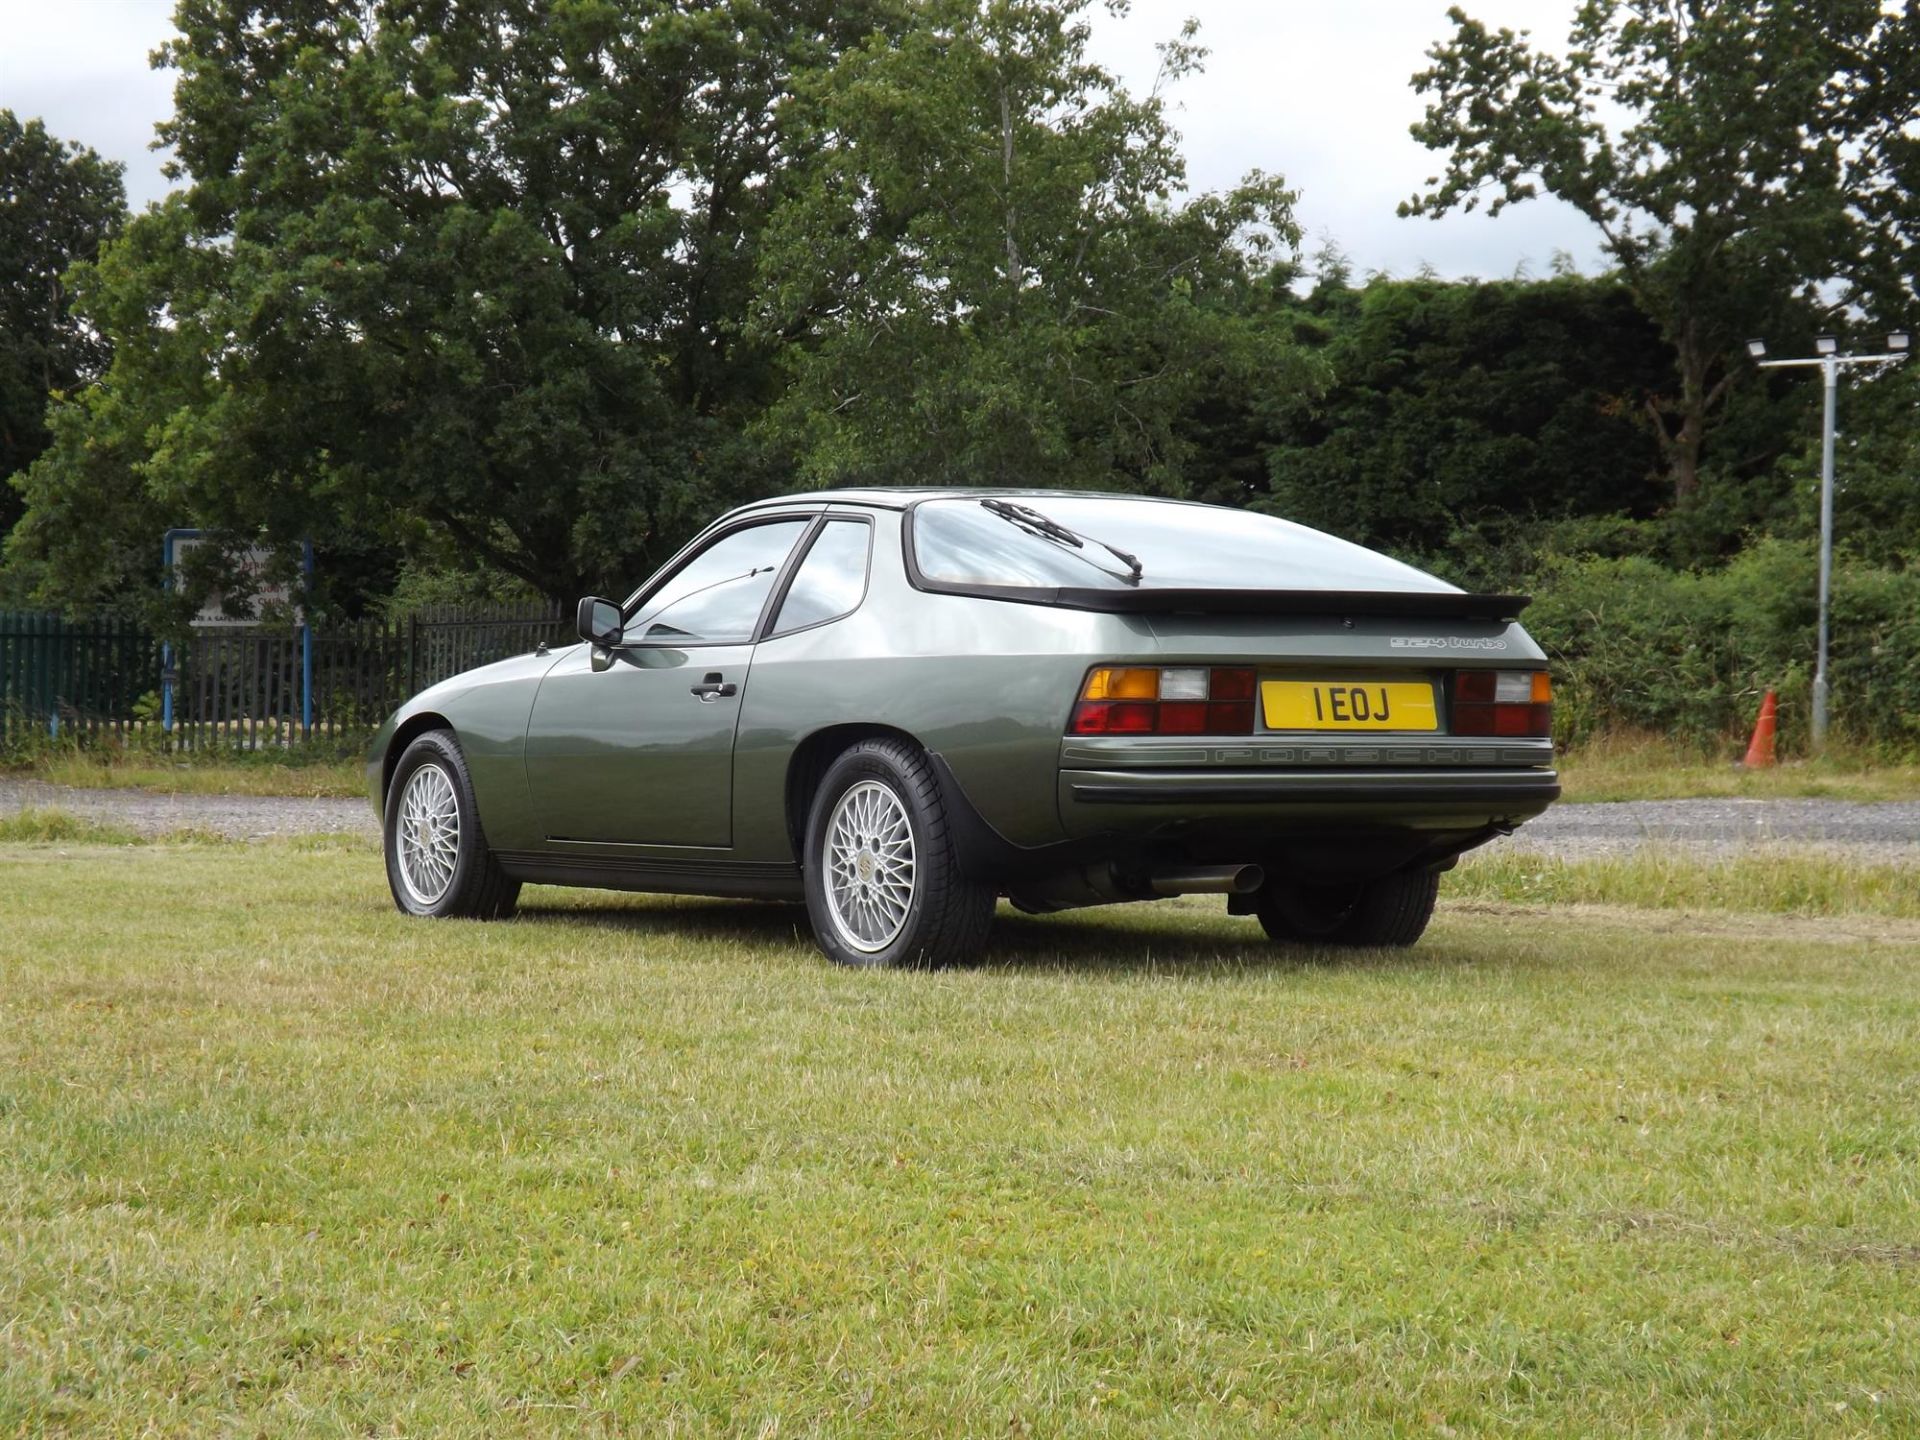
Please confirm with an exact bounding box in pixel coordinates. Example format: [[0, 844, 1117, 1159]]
[[1745, 332, 1909, 751]]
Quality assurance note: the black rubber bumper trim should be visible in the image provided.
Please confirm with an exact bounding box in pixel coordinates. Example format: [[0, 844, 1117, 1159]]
[[1068, 775, 1563, 806]]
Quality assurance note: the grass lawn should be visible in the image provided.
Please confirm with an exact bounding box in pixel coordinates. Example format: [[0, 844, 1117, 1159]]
[[3, 842, 1917, 1435], [18, 752, 365, 799], [1453, 846, 1920, 919], [1553, 734, 1920, 804]]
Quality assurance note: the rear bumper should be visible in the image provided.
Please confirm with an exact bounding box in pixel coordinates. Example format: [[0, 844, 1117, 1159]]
[[1066, 767, 1560, 807], [1058, 766, 1559, 835], [929, 751, 1555, 890]]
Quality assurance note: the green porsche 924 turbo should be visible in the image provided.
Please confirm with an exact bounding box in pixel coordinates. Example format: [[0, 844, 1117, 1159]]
[[368, 489, 1559, 966]]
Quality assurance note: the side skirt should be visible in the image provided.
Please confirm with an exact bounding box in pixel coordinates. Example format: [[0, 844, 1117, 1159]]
[[494, 849, 804, 901]]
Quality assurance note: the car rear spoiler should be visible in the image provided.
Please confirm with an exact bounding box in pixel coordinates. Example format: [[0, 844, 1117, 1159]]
[[920, 581, 1531, 623]]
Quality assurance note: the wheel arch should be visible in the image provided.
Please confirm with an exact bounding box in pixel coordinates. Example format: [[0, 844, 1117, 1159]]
[[784, 722, 924, 859], [382, 711, 457, 808]]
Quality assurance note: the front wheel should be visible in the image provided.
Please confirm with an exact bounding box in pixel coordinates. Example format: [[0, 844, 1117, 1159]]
[[803, 739, 995, 968], [1254, 869, 1439, 948], [384, 730, 520, 920]]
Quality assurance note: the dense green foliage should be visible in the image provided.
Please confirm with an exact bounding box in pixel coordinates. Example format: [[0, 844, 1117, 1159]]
[[0, 112, 126, 547], [11, 0, 917, 611], [8, 0, 1311, 613], [755, 1, 1306, 492], [1527, 541, 1920, 753], [1255, 271, 1674, 561]]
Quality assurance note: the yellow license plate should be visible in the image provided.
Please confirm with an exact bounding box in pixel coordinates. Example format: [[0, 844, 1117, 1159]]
[[1262, 680, 1438, 731]]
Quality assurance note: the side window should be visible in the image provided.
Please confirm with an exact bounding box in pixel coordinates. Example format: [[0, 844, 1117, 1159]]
[[626, 519, 808, 644], [771, 520, 872, 635]]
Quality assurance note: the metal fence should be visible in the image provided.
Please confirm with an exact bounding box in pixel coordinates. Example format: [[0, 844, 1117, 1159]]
[[0, 603, 569, 749], [0, 612, 159, 745]]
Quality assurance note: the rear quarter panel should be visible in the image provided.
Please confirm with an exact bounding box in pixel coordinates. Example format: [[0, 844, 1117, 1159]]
[[731, 510, 1148, 860]]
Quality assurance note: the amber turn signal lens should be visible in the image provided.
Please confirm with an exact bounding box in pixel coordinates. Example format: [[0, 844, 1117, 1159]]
[[1082, 667, 1160, 701]]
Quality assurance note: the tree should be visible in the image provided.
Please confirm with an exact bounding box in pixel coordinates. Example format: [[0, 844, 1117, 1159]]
[[1255, 272, 1674, 574], [1845, 2, 1920, 325], [1773, 362, 1920, 571], [11, 0, 909, 613], [752, 0, 1313, 493], [0, 112, 125, 541], [1400, 1, 1915, 505]]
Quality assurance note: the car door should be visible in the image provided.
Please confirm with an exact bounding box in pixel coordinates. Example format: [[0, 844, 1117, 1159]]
[[523, 516, 812, 848]]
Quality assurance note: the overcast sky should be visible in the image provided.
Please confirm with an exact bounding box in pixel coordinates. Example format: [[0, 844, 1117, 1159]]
[[0, 0, 1605, 281]]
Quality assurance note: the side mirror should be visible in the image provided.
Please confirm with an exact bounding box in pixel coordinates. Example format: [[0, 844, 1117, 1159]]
[[576, 595, 624, 647]]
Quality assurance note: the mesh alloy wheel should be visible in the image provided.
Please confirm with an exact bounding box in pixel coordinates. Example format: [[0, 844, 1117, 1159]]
[[396, 761, 461, 906], [822, 779, 917, 953]]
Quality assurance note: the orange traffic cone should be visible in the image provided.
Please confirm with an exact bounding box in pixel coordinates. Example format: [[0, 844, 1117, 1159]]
[[1742, 690, 1778, 768]]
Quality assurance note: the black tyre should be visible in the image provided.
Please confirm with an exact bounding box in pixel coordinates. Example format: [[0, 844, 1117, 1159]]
[[383, 730, 521, 920], [802, 738, 995, 968], [1254, 869, 1439, 948]]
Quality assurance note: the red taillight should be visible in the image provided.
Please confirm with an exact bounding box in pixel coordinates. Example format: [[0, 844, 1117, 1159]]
[[1157, 700, 1210, 734], [1069, 700, 1157, 734], [1452, 670, 1552, 737], [1208, 668, 1256, 701], [1070, 667, 1257, 735]]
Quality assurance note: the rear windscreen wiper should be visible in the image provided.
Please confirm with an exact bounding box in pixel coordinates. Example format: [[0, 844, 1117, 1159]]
[[979, 498, 1144, 585]]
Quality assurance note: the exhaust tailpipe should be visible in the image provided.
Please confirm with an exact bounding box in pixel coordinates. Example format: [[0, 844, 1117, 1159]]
[[1008, 862, 1268, 914], [1147, 864, 1265, 897]]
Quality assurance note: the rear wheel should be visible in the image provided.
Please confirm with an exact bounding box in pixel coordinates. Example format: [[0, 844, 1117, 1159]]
[[1254, 869, 1439, 948], [384, 730, 520, 920], [803, 739, 995, 968]]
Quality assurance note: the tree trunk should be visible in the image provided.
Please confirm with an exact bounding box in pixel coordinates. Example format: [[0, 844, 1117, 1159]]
[[999, 83, 1022, 296], [1671, 402, 1703, 503], [45, 271, 60, 396], [1653, 321, 1710, 504]]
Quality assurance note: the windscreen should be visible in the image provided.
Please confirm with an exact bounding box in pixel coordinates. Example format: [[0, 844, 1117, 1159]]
[[910, 496, 1453, 594]]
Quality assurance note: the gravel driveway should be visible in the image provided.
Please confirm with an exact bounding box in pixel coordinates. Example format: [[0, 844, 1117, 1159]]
[[0, 778, 376, 842], [3, 778, 1916, 860], [1495, 797, 1920, 862]]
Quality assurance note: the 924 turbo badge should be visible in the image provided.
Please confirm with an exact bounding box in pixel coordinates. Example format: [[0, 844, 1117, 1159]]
[[1389, 636, 1509, 650]]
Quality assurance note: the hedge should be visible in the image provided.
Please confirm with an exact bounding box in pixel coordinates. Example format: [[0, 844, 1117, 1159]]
[[1523, 540, 1920, 755]]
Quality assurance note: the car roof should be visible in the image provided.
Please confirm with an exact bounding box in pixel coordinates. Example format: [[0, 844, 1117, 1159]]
[[729, 486, 1209, 514]]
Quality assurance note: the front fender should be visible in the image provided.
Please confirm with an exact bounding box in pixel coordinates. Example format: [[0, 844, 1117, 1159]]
[[365, 646, 572, 850]]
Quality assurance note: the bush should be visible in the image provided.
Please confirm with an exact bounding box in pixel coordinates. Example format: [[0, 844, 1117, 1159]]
[[1526, 539, 1920, 755]]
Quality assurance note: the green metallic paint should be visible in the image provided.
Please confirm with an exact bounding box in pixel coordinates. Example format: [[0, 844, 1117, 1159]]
[[366, 648, 560, 849], [524, 641, 754, 847]]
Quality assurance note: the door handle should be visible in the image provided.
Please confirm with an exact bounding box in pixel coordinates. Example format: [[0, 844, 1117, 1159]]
[[690, 673, 737, 701]]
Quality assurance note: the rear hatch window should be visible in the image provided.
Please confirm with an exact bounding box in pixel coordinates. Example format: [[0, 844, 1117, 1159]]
[[909, 495, 1457, 597]]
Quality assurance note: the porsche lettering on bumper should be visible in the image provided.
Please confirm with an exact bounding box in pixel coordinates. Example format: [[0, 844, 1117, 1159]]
[[1060, 737, 1554, 769]]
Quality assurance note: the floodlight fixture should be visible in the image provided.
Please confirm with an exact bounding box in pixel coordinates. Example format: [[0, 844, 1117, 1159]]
[[1815, 334, 1839, 356], [1889, 331, 1911, 353], [1746, 338, 1767, 359]]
